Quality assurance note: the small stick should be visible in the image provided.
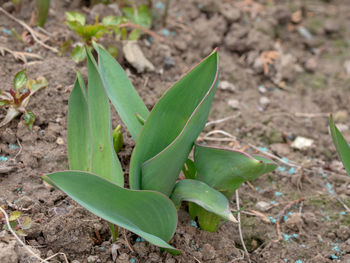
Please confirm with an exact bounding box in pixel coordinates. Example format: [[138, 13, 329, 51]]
[[334, 196, 350, 213], [14, 138, 23, 159], [193, 256, 202, 263], [122, 229, 135, 253], [247, 143, 300, 168], [117, 22, 164, 42], [244, 210, 271, 223], [205, 113, 241, 127], [273, 198, 305, 243], [0, 7, 58, 53], [235, 190, 251, 263]]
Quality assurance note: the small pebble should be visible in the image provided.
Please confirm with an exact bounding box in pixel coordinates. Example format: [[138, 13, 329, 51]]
[[56, 137, 64, 145], [259, 96, 270, 107], [291, 136, 314, 150], [219, 81, 236, 92], [255, 201, 272, 212], [258, 85, 267, 93], [228, 99, 240, 110]]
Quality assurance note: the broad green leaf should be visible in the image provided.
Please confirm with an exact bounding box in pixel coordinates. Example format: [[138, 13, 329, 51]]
[[35, 0, 50, 27], [23, 111, 35, 130], [66, 11, 86, 26], [86, 50, 124, 186], [72, 46, 86, 63], [14, 70, 26, 91], [130, 50, 219, 195], [68, 72, 91, 171], [330, 115, 350, 175], [43, 171, 177, 250], [194, 144, 277, 192], [170, 179, 237, 223], [9, 211, 21, 221], [107, 45, 117, 58], [94, 44, 149, 140], [135, 5, 152, 28], [66, 21, 84, 36]]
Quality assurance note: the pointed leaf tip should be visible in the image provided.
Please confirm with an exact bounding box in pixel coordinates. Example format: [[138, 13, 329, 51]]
[[229, 213, 238, 223]]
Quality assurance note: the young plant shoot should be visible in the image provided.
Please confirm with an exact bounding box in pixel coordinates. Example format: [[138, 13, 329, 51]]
[[330, 115, 350, 176], [0, 69, 47, 129], [44, 44, 277, 250]]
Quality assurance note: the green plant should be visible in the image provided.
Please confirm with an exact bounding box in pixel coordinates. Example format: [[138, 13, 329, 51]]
[[43, 44, 276, 251], [35, 0, 50, 27], [64, 3, 152, 63], [1, 210, 32, 236], [330, 115, 350, 175], [0, 69, 47, 129]]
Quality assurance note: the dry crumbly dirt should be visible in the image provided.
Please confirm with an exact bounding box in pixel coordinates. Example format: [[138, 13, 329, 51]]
[[1, 0, 350, 262]]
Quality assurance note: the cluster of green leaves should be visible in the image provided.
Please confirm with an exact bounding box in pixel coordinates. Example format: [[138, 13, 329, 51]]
[[64, 3, 152, 63], [330, 115, 350, 176], [1, 210, 32, 236], [0, 69, 47, 130], [44, 44, 277, 251]]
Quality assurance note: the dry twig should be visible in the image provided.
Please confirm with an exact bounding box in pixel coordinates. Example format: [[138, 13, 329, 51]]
[[0, 206, 69, 263], [235, 190, 251, 263], [0, 7, 58, 53], [0, 46, 42, 63], [273, 198, 305, 243]]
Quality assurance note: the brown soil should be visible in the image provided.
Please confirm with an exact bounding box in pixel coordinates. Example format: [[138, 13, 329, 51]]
[[1, 0, 350, 262]]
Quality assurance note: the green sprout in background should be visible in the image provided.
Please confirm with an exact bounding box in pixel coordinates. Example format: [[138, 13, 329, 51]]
[[0, 69, 47, 130], [63, 3, 152, 63], [330, 115, 350, 176], [43, 44, 277, 251]]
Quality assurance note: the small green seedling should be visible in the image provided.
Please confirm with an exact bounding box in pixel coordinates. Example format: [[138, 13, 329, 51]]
[[34, 0, 50, 27], [112, 125, 123, 154], [330, 115, 350, 176], [1, 210, 32, 236], [64, 4, 152, 63], [0, 69, 47, 129], [44, 44, 276, 251]]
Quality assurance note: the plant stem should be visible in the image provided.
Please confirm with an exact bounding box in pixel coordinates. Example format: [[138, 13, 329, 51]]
[[109, 223, 119, 242]]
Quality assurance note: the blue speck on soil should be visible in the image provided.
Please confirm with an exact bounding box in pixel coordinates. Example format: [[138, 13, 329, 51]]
[[333, 245, 341, 253], [283, 233, 298, 241], [300, 244, 306, 248], [155, 1, 164, 9], [288, 212, 293, 216], [283, 215, 288, 222], [9, 144, 19, 150], [283, 259, 288, 262], [340, 211, 346, 216], [330, 254, 339, 260], [270, 200, 277, 205], [288, 167, 296, 175], [1, 28, 11, 35], [189, 220, 198, 228], [130, 258, 136, 263], [268, 217, 276, 224], [326, 182, 335, 195], [257, 146, 268, 152], [136, 237, 145, 242], [278, 166, 286, 172], [161, 29, 170, 36], [26, 48, 33, 53], [295, 260, 303, 263], [275, 191, 284, 197], [148, 37, 153, 43], [0, 156, 9, 162]]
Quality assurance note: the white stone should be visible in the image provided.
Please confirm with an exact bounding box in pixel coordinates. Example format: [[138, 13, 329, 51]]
[[123, 41, 155, 73], [219, 81, 236, 92], [255, 201, 272, 212], [228, 99, 240, 110], [291, 136, 314, 150]]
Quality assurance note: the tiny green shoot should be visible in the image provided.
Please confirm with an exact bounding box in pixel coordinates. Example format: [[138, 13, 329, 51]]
[[0, 69, 47, 129]]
